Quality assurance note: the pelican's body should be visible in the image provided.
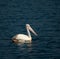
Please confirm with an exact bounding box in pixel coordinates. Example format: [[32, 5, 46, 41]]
[[14, 34, 32, 40], [12, 24, 37, 43]]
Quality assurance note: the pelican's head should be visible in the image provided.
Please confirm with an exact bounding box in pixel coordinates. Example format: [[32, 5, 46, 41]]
[[26, 24, 37, 36]]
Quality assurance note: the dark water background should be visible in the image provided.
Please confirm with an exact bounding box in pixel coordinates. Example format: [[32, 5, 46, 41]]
[[0, 0, 60, 59]]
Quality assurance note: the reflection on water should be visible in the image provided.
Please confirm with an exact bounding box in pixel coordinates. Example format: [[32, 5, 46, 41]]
[[13, 40, 33, 59], [17, 42, 32, 46], [17, 42, 32, 53]]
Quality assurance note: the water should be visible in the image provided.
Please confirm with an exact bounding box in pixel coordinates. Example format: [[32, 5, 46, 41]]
[[0, 0, 60, 59]]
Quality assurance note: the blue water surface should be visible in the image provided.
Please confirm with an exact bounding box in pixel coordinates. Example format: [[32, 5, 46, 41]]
[[0, 0, 60, 59]]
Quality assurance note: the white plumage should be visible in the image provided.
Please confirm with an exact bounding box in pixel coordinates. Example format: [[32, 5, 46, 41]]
[[12, 24, 37, 43]]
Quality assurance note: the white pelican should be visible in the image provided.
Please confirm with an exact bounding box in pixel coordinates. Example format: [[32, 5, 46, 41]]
[[12, 24, 37, 43]]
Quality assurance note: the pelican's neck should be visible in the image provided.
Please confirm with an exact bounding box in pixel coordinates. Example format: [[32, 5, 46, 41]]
[[27, 28, 31, 38]]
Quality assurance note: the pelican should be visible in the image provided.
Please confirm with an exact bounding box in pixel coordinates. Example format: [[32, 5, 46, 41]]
[[12, 24, 37, 43]]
